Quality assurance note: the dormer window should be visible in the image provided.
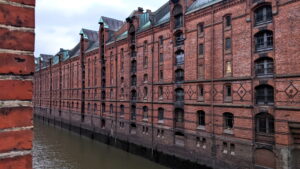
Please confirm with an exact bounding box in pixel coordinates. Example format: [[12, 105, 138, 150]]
[[173, 4, 183, 29]]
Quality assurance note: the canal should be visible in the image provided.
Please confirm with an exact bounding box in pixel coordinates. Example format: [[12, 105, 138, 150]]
[[33, 120, 169, 169]]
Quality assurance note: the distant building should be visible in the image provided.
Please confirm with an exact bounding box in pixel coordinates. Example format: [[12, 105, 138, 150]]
[[34, 0, 300, 168]]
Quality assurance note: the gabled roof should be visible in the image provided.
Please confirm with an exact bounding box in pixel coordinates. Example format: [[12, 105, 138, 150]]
[[80, 28, 98, 41], [99, 16, 124, 32]]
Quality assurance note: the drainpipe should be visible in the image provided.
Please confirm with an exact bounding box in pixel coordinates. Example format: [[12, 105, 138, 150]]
[[210, 5, 216, 169], [114, 38, 118, 141], [150, 22, 155, 156]]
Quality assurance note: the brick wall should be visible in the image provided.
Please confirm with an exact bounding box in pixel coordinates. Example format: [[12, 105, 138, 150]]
[[0, 0, 35, 169]]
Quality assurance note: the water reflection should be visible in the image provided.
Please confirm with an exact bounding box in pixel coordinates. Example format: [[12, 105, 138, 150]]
[[33, 120, 169, 169]]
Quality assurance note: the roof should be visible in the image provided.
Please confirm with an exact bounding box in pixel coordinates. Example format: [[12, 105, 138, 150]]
[[80, 28, 98, 41], [99, 16, 124, 31], [186, 0, 223, 14]]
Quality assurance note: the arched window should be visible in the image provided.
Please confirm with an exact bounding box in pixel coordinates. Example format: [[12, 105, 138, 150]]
[[120, 105, 125, 116], [131, 105, 136, 120], [158, 108, 164, 121], [175, 50, 184, 65], [175, 88, 184, 101], [175, 31, 184, 46], [197, 111, 205, 126], [121, 88, 124, 97], [131, 75, 137, 86], [255, 112, 274, 134], [255, 30, 273, 52], [131, 60, 137, 73], [254, 5, 272, 25], [143, 106, 148, 120], [255, 57, 274, 76], [255, 85, 274, 105], [223, 112, 234, 129], [175, 69, 184, 82], [131, 90, 137, 101], [173, 4, 183, 29]]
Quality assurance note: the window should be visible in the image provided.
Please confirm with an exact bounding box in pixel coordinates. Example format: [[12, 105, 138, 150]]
[[144, 87, 148, 99], [131, 90, 137, 101], [120, 105, 125, 116], [131, 75, 137, 86], [225, 61, 232, 75], [175, 50, 184, 65], [159, 36, 164, 45], [224, 112, 234, 129], [198, 23, 204, 34], [101, 91, 106, 100], [175, 69, 184, 82], [131, 60, 137, 73], [121, 88, 124, 97], [159, 53, 164, 63], [102, 103, 106, 113], [255, 30, 273, 52], [255, 112, 274, 134], [255, 57, 274, 76], [175, 88, 184, 101], [255, 85, 274, 105], [198, 65, 204, 79], [144, 56, 148, 67], [158, 108, 164, 121], [224, 84, 232, 102], [159, 86, 163, 99], [197, 111, 205, 126], [144, 74, 148, 83], [225, 15, 231, 27], [199, 44, 204, 56], [121, 77, 124, 84], [198, 85, 204, 101], [175, 108, 184, 123], [110, 89, 113, 99], [175, 31, 184, 46], [159, 69, 164, 81], [110, 104, 113, 114], [254, 5, 272, 25], [129, 24, 135, 44], [131, 105, 136, 120], [94, 103, 97, 112], [143, 106, 148, 120], [173, 5, 183, 29], [225, 38, 231, 50]]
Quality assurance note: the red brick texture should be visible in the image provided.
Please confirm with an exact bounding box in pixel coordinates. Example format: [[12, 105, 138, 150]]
[[0, 0, 35, 168]]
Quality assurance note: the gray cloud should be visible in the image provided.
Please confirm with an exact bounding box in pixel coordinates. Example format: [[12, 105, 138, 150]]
[[35, 0, 165, 57]]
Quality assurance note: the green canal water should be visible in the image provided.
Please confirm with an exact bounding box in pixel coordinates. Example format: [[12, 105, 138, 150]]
[[33, 120, 169, 169]]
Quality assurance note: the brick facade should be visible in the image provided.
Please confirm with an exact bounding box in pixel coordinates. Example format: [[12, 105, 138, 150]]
[[0, 0, 35, 168], [34, 0, 300, 168]]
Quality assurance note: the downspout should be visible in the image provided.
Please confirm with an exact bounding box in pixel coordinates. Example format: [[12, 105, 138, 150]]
[[114, 38, 118, 140], [49, 59, 52, 116], [210, 5, 216, 169], [151, 23, 155, 155]]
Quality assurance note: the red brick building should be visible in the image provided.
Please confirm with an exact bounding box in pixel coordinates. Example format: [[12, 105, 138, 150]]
[[34, 0, 300, 168], [0, 0, 35, 168]]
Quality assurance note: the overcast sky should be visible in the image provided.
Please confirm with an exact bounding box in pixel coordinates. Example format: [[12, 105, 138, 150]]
[[35, 0, 165, 57]]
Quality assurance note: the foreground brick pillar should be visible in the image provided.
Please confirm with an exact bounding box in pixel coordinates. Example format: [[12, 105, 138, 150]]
[[0, 0, 35, 169]]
